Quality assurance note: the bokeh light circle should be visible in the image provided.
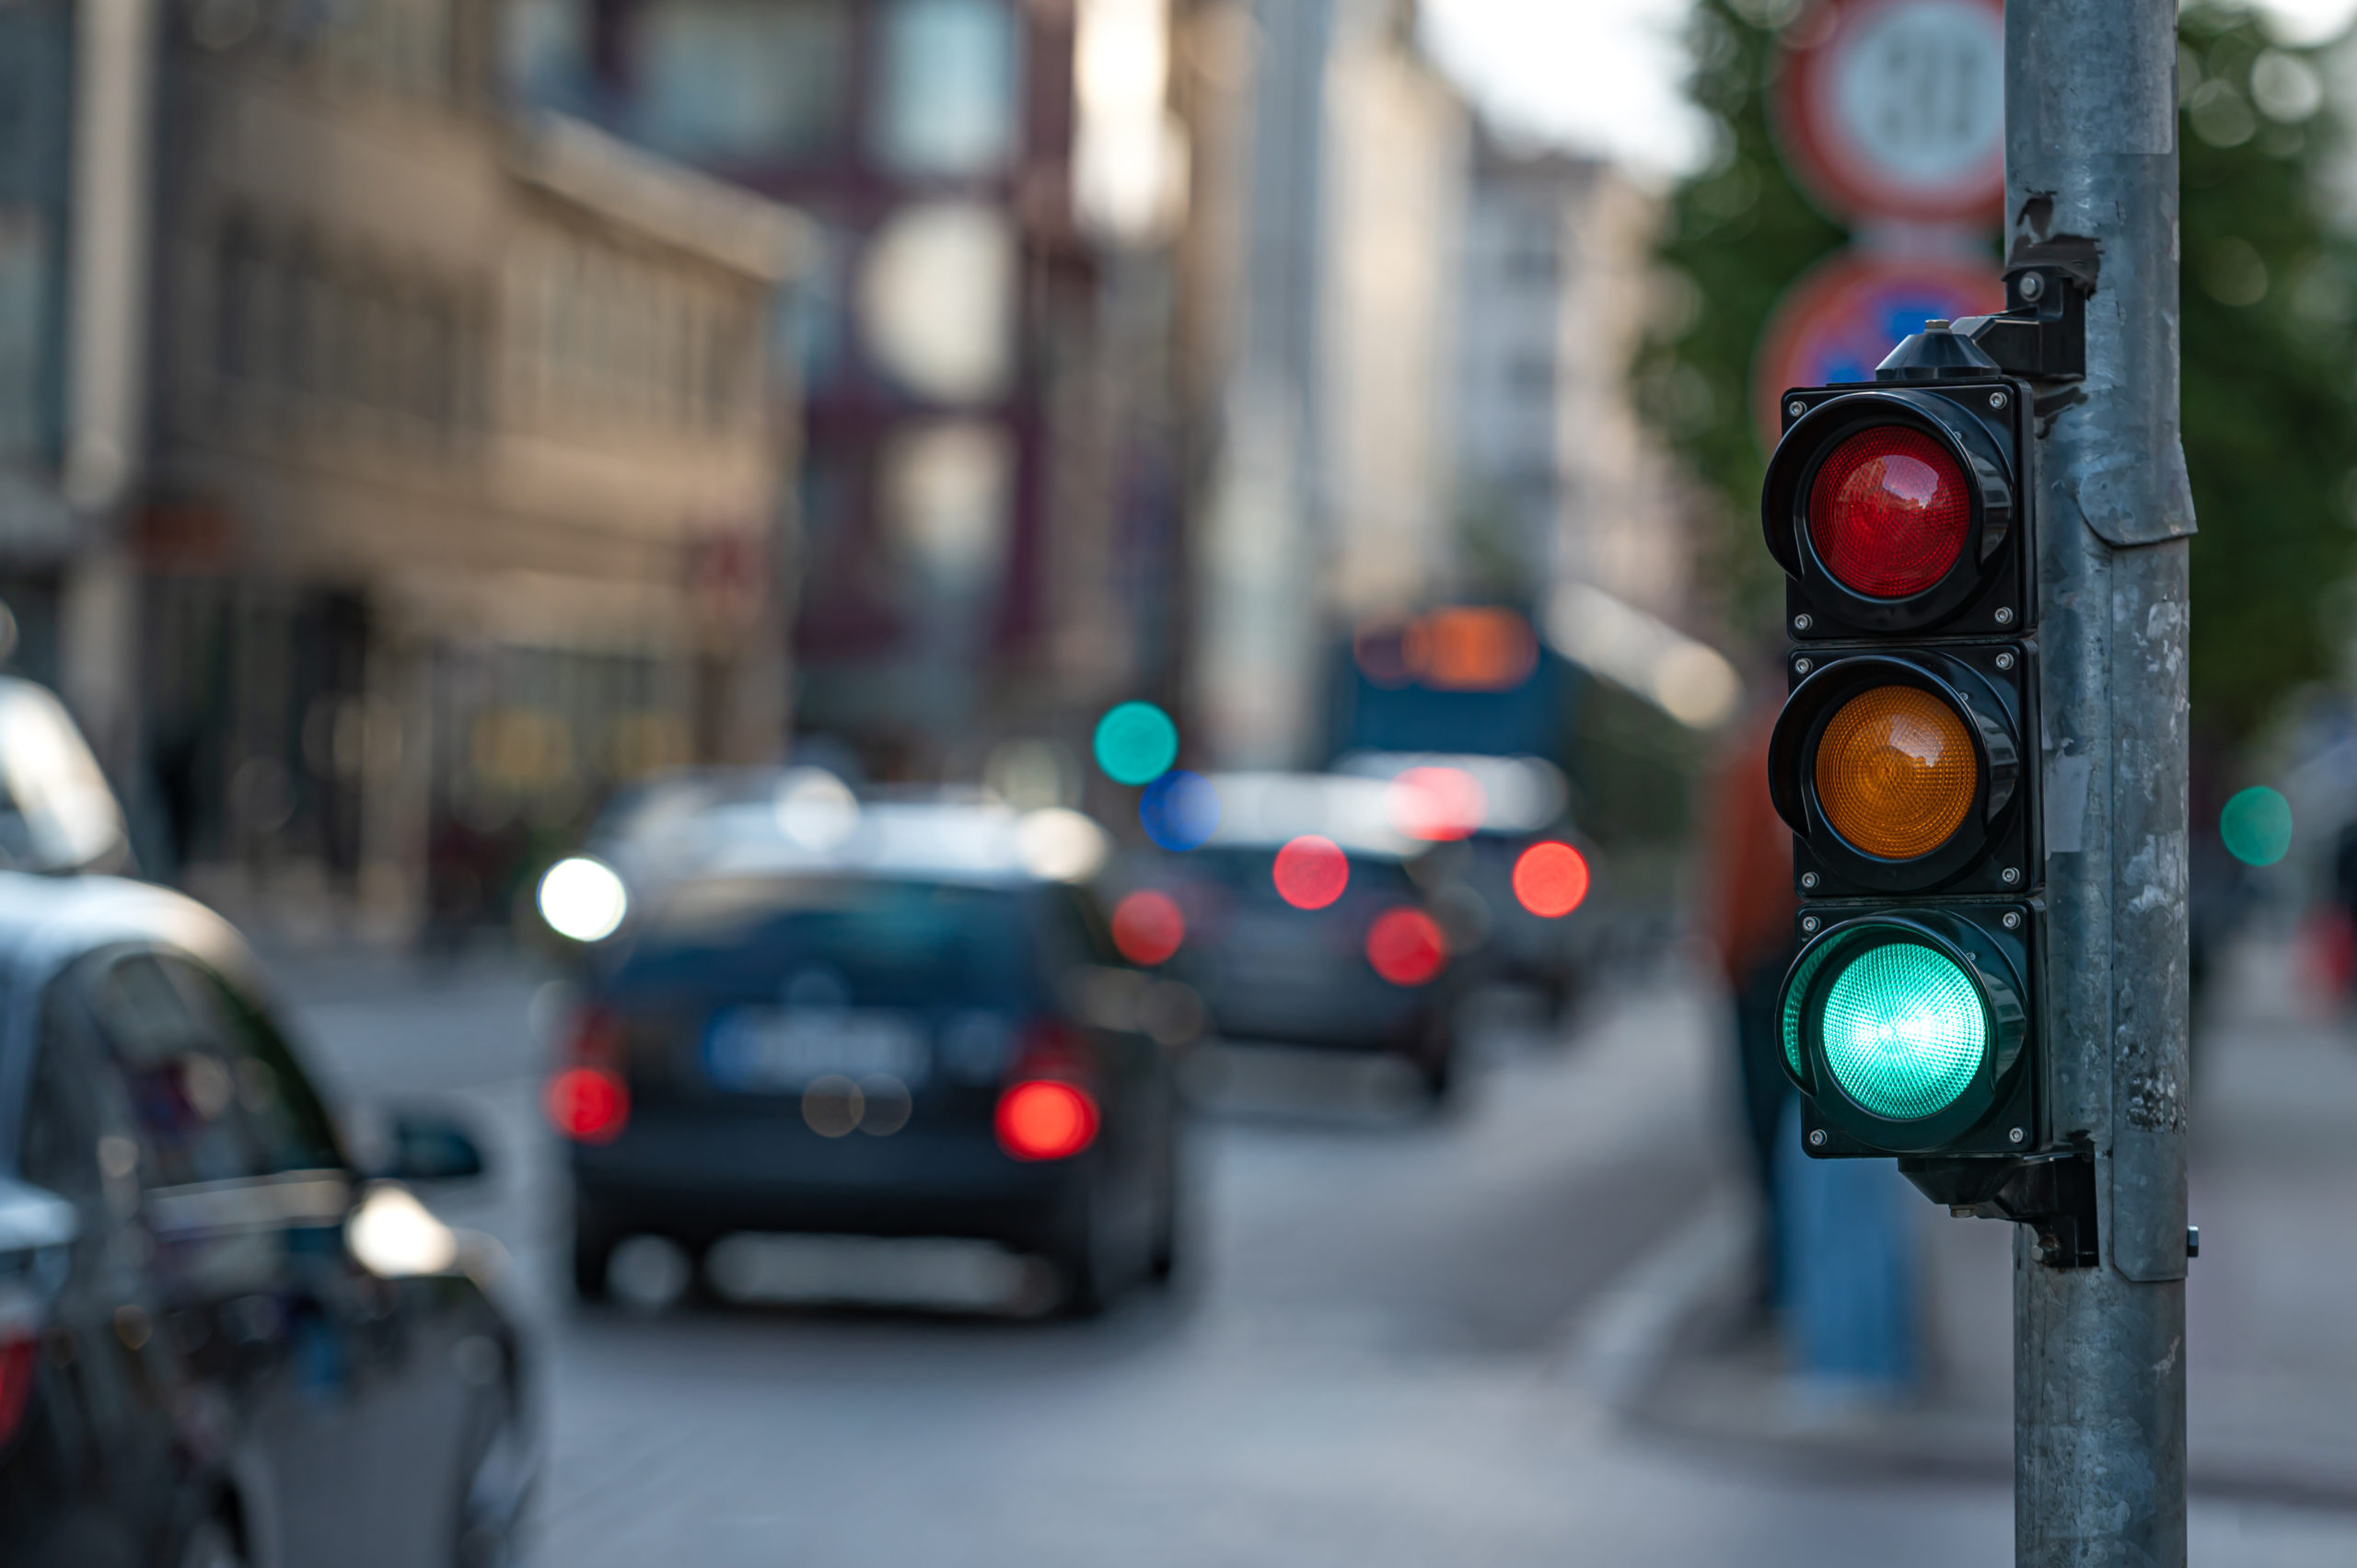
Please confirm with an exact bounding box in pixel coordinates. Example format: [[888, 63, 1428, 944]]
[[1111, 889, 1186, 965], [995, 1080, 1100, 1161], [538, 856, 629, 942], [1140, 771, 1219, 851], [1512, 842, 1591, 917], [1366, 907, 1446, 986], [1272, 835, 1351, 909], [1092, 702, 1179, 785], [1387, 765, 1487, 841], [2220, 785, 2293, 866], [545, 1066, 630, 1143]]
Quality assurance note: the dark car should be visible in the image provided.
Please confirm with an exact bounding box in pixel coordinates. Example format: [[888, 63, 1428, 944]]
[[550, 803, 1182, 1316], [1126, 772, 1463, 1098], [0, 873, 532, 1568]]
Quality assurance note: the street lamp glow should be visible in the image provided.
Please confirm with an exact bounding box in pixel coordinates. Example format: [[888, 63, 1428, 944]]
[[538, 856, 629, 942]]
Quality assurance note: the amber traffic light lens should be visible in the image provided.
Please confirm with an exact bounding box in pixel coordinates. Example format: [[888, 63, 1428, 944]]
[[1814, 686, 1976, 859], [1807, 427, 1971, 598]]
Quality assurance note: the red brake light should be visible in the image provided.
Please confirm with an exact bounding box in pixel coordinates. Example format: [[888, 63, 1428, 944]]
[[546, 1066, 630, 1143], [1366, 908, 1446, 986], [0, 1333, 36, 1446], [1513, 842, 1591, 918], [1806, 426, 1970, 598], [1272, 835, 1350, 910], [994, 1080, 1100, 1161], [1110, 890, 1186, 966]]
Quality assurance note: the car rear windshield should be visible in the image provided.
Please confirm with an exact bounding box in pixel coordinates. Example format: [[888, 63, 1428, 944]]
[[617, 876, 1038, 1008]]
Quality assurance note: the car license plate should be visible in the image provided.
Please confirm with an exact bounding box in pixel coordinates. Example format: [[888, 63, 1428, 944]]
[[704, 1008, 932, 1092]]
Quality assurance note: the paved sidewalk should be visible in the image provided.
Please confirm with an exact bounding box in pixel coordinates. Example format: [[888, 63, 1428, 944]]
[[1622, 935, 2357, 1509]]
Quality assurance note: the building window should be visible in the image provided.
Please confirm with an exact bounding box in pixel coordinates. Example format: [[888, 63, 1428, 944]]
[[870, 0, 1020, 180], [632, 0, 853, 162]]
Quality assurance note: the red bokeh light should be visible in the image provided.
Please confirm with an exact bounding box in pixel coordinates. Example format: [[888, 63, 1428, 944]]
[[1512, 842, 1591, 918], [1272, 834, 1350, 909], [1365, 908, 1446, 986], [1806, 426, 1970, 598], [0, 1335, 33, 1445], [1387, 766, 1487, 841], [995, 1080, 1101, 1161], [546, 1066, 630, 1143], [1110, 890, 1186, 966]]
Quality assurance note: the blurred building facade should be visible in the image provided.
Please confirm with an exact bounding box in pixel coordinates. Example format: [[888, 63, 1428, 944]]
[[0, 0, 807, 930], [1454, 135, 1693, 621], [1178, 0, 1468, 769], [506, 0, 1193, 778]]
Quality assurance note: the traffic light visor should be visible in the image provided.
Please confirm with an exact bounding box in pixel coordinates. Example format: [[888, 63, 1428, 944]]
[[1806, 426, 1971, 598], [1814, 684, 1976, 859], [1817, 940, 1988, 1120]]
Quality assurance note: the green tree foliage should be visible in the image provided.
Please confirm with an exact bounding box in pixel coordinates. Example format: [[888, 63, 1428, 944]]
[[1645, 0, 2357, 739]]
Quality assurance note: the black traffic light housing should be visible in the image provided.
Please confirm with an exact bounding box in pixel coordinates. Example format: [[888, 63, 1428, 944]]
[[1767, 641, 2039, 898], [1782, 902, 2039, 1159]]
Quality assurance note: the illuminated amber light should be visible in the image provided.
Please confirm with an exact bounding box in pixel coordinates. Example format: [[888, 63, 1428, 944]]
[[1814, 686, 1976, 858]]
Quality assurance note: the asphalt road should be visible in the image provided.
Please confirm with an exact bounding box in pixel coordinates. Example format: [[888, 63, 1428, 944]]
[[263, 943, 2357, 1567]]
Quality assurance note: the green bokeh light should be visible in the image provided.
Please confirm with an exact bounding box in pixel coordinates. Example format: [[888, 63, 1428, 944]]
[[2220, 785, 2293, 867], [1819, 942, 1986, 1121], [1092, 702, 1179, 785]]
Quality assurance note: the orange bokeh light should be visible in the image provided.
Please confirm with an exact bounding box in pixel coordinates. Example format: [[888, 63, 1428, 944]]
[[995, 1080, 1101, 1161], [1512, 842, 1591, 918], [1366, 907, 1447, 986], [1111, 889, 1186, 965], [1272, 835, 1351, 909]]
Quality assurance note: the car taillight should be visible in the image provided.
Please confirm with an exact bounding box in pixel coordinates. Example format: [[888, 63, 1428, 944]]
[[546, 1066, 630, 1144], [0, 1332, 36, 1446], [994, 1081, 1100, 1162], [1366, 907, 1446, 987], [1806, 426, 1971, 599]]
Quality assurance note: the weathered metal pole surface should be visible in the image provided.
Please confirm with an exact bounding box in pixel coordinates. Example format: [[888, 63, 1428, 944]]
[[2008, 1, 2193, 1562]]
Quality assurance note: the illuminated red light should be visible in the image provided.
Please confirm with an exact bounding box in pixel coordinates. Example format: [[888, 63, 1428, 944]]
[[994, 1080, 1100, 1161], [546, 1066, 630, 1143], [1272, 835, 1350, 909], [1513, 842, 1591, 918], [1366, 908, 1446, 986], [1806, 426, 1971, 598], [1388, 766, 1486, 841], [1110, 890, 1186, 966]]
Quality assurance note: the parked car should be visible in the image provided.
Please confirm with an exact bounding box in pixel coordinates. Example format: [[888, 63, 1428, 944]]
[[547, 799, 1182, 1316], [1131, 772, 1464, 1098], [0, 872, 533, 1568]]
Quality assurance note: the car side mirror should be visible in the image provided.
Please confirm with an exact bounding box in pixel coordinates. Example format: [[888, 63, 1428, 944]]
[[380, 1113, 487, 1184]]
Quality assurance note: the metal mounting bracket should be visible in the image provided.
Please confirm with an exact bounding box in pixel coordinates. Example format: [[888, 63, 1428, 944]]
[[1955, 264, 2086, 383], [1898, 1148, 2101, 1270]]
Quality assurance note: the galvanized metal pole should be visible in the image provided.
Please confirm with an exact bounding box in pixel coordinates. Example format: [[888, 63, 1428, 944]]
[[2007, 1, 2193, 1562]]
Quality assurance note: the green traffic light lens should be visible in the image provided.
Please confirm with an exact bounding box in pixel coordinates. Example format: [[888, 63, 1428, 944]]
[[1818, 940, 1987, 1121]]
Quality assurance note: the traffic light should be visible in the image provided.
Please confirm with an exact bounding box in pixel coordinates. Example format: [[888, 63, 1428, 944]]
[[1763, 321, 2043, 1163]]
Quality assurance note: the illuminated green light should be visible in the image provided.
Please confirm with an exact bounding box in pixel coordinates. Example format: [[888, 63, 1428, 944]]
[[1818, 941, 1986, 1121], [2220, 785, 2292, 867], [1093, 702, 1179, 785]]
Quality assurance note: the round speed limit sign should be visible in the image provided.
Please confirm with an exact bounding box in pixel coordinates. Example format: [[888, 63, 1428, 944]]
[[1772, 0, 2006, 226]]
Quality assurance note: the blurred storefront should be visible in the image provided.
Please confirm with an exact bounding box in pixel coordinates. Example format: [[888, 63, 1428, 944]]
[[124, 7, 809, 930], [507, 0, 1193, 775]]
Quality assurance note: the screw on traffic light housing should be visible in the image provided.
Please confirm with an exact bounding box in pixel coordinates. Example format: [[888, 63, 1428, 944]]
[[1779, 906, 2035, 1158]]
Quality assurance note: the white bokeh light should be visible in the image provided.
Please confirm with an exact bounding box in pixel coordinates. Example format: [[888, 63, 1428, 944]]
[[537, 855, 630, 942]]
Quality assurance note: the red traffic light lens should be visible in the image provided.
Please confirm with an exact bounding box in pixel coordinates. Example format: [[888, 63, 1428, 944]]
[[1807, 427, 1970, 598]]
